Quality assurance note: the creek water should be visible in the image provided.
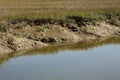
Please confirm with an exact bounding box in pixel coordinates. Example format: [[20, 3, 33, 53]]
[[0, 44, 120, 80]]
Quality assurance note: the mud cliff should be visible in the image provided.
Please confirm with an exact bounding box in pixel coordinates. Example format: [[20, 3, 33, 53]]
[[0, 15, 120, 54]]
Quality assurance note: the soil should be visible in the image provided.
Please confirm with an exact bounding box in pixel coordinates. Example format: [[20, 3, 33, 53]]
[[0, 16, 120, 54]]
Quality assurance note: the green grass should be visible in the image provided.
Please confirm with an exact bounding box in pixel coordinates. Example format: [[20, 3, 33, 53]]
[[0, 0, 120, 20]]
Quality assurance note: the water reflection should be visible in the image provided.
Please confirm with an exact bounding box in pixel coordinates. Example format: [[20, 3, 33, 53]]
[[0, 37, 120, 80], [0, 36, 120, 66]]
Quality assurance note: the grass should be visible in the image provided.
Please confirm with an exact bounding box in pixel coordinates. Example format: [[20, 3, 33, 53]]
[[0, 0, 120, 20]]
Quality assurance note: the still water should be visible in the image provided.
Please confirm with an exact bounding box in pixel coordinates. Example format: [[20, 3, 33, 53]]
[[0, 44, 120, 80]]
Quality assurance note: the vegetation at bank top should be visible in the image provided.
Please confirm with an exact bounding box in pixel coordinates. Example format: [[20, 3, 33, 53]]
[[0, 0, 120, 20]]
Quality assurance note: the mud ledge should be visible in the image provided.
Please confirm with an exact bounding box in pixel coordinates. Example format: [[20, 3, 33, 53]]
[[0, 15, 120, 54]]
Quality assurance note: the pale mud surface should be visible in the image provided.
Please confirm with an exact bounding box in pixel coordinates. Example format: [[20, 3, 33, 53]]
[[0, 19, 120, 54]]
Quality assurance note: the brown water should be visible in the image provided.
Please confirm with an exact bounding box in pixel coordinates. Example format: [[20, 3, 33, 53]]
[[0, 44, 120, 80]]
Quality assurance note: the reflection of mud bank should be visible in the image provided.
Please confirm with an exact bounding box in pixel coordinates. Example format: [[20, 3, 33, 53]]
[[0, 16, 120, 54], [0, 36, 120, 65]]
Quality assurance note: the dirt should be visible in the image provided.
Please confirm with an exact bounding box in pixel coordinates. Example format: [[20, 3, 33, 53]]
[[0, 17, 120, 54]]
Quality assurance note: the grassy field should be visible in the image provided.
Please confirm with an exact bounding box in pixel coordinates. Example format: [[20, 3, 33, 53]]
[[0, 0, 120, 20]]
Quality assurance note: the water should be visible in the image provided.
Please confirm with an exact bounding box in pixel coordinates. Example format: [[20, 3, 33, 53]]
[[0, 44, 120, 80]]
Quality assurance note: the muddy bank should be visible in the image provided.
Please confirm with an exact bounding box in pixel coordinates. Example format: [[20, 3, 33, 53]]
[[1, 36, 120, 65], [0, 15, 120, 54]]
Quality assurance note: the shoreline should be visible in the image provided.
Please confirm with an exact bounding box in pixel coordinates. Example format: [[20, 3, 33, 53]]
[[0, 15, 120, 54], [1, 36, 120, 65]]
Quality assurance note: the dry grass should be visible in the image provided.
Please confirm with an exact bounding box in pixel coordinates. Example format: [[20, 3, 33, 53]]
[[0, 0, 120, 20]]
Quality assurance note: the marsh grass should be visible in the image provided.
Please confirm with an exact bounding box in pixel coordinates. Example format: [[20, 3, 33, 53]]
[[0, 21, 9, 32], [0, 0, 120, 20]]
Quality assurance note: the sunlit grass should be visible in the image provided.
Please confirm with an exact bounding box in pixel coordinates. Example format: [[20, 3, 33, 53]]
[[0, 0, 120, 20]]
